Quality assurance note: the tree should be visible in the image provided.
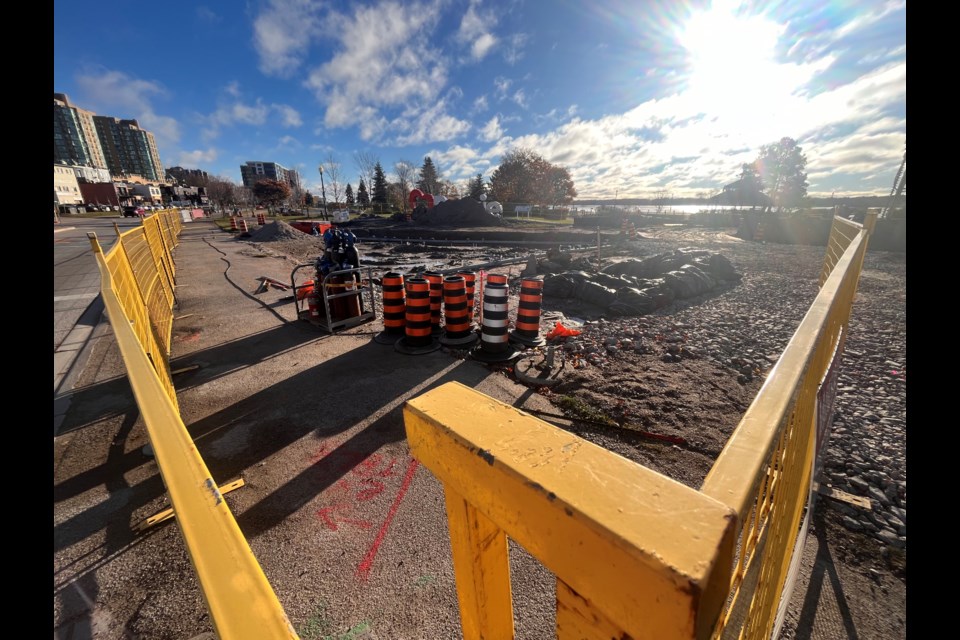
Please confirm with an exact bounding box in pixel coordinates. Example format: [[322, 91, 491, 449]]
[[439, 179, 460, 200], [304, 191, 315, 207], [206, 176, 237, 214], [372, 162, 388, 207], [345, 183, 355, 207], [353, 151, 379, 195], [394, 160, 417, 214], [468, 173, 486, 199], [733, 163, 763, 209], [357, 179, 370, 207], [540, 165, 577, 207], [322, 154, 345, 209], [253, 179, 291, 211], [755, 137, 808, 211], [489, 147, 577, 208], [416, 156, 441, 195]]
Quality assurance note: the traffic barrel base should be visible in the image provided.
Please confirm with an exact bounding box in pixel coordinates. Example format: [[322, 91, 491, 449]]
[[470, 342, 522, 363], [374, 331, 404, 345], [509, 332, 546, 348], [440, 331, 479, 347], [395, 336, 441, 354]]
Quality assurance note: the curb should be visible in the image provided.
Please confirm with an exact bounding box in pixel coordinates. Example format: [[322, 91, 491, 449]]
[[54, 226, 76, 234]]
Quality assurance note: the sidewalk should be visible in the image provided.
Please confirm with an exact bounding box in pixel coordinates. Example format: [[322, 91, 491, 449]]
[[54, 220, 562, 639]]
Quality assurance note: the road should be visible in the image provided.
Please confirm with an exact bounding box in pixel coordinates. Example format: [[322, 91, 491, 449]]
[[54, 217, 143, 433]]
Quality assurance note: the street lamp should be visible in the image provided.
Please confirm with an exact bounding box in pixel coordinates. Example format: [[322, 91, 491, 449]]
[[318, 164, 328, 221]]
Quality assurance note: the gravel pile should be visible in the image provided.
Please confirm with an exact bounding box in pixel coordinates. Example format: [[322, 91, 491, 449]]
[[248, 220, 312, 242], [537, 236, 907, 548]]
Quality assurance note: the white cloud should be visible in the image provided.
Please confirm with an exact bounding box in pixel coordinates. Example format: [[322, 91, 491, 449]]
[[504, 33, 527, 65], [174, 148, 218, 166], [480, 116, 503, 142], [512, 89, 528, 108], [196, 6, 221, 23], [472, 33, 498, 60], [472, 95, 489, 112], [75, 69, 181, 146], [306, 0, 471, 145], [392, 97, 471, 145], [274, 104, 303, 127], [253, 0, 321, 77], [458, 0, 499, 61], [494, 77, 511, 97]]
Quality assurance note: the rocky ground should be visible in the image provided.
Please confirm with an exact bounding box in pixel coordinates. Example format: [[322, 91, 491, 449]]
[[236, 220, 907, 638]]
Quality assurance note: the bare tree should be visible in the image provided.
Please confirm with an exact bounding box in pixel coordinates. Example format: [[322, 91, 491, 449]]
[[323, 154, 345, 209], [393, 159, 417, 215], [206, 176, 237, 215], [353, 151, 379, 196]]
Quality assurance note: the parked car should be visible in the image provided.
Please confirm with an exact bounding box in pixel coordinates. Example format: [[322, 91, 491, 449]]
[[123, 206, 146, 217]]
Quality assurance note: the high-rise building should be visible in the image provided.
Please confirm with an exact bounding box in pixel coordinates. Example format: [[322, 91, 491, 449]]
[[94, 116, 164, 182], [54, 93, 107, 169], [166, 166, 209, 185], [240, 161, 296, 188]]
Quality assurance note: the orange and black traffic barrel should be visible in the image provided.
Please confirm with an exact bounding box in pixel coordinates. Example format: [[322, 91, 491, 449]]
[[374, 272, 406, 344], [395, 277, 440, 354], [470, 281, 520, 362], [440, 275, 478, 347], [486, 272, 507, 287], [424, 271, 444, 336], [509, 276, 546, 347], [457, 269, 477, 324]]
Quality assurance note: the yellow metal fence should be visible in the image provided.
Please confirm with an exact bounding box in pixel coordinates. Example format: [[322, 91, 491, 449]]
[[87, 210, 297, 639], [404, 212, 877, 639]]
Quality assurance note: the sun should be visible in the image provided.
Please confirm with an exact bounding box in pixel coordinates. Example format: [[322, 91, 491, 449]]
[[677, 1, 791, 128]]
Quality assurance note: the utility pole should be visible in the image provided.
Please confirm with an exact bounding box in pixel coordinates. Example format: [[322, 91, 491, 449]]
[[318, 164, 328, 221]]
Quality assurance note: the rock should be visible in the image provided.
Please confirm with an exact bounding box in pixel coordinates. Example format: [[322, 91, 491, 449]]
[[842, 516, 863, 531]]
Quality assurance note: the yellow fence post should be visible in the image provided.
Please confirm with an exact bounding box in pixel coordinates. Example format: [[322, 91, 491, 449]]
[[444, 487, 515, 640]]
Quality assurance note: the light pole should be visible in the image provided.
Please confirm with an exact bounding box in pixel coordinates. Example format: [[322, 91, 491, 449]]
[[318, 164, 328, 221]]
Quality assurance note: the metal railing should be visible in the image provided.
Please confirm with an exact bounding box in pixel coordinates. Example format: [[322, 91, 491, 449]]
[[404, 212, 877, 639], [87, 210, 297, 639]]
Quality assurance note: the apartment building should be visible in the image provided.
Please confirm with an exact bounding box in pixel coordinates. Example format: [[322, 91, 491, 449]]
[[240, 161, 295, 188], [94, 116, 164, 182], [54, 93, 108, 169]]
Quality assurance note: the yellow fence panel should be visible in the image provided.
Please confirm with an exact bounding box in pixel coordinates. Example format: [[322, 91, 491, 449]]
[[87, 212, 298, 639], [701, 213, 876, 639], [405, 382, 737, 640]]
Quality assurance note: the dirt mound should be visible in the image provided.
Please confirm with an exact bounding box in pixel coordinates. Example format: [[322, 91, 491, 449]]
[[248, 220, 310, 242], [413, 198, 504, 226]]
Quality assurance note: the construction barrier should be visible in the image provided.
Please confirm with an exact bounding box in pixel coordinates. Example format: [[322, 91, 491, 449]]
[[381, 272, 406, 335], [424, 271, 444, 336], [87, 210, 297, 639], [457, 270, 477, 324], [509, 276, 545, 347], [404, 212, 877, 639]]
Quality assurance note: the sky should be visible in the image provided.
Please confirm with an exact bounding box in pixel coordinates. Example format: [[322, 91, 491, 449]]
[[53, 0, 906, 200]]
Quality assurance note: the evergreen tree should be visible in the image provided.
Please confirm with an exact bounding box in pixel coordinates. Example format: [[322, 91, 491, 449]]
[[372, 162, 388, 205], [469, 173, 486, 199], [345, 183, 355, 207], [357, 179, 370, 207], [416, 156, 441, 195]]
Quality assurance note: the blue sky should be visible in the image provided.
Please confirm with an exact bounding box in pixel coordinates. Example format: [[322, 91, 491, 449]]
[[53, 0, 905, 199]]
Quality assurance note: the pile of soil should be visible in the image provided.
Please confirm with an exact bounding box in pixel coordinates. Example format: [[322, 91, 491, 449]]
[[244, 220, 324, 264], [412, 198, 504, 226], [248, 220, 314, 242]]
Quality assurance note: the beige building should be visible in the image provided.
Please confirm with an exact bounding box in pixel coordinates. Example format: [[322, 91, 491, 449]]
[[54, 164, 83, 204], [131, 183, 163, 204]]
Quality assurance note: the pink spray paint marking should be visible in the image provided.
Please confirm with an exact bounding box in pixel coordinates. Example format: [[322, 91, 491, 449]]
[[355, 458, 420, 581]]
